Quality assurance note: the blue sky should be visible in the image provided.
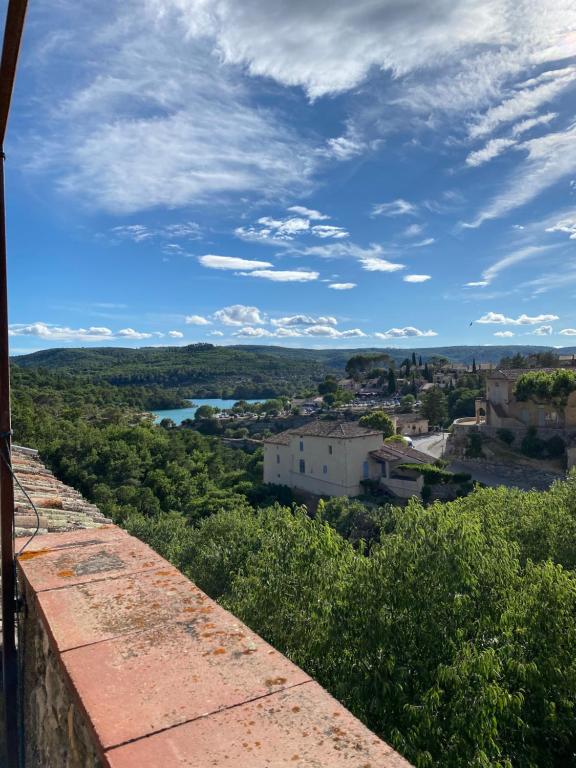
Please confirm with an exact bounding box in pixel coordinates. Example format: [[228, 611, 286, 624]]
[[5, 0, 576, 353]]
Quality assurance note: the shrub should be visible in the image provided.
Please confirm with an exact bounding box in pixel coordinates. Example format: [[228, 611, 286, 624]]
[[452, 472, 472, 483], [546, 435, 566, 458], [515, 369, 576, 404], [398, 463, 454, 485], [521, 426, 546, 458], [497, 428, 515, 446], [465, 432, 484, 458]]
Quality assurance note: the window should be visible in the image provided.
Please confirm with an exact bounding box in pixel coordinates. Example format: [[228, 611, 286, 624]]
[[299, 440, 304, 452], [328, 445, 333, 455], [323, 465, 328, 475], [276, 454, 280, 464], [299, 459, 305, 473], [363, 461, 369, 479]]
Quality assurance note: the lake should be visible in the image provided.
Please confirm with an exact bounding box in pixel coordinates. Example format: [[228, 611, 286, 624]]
[[152, 398, 264, 425]]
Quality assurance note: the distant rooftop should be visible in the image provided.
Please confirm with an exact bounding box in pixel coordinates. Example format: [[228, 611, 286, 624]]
[[12, 445, 111, 537], [488, 367, 560, 381]]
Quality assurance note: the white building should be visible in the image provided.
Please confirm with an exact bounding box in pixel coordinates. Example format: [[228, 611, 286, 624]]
[[263, 420, 429, 499]]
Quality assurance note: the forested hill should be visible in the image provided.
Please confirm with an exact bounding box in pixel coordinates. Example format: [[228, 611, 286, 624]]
[[10, 343, 331, 398], [12, 343, 576, 398]]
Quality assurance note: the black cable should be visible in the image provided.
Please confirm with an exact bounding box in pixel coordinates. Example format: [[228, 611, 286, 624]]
[[0, 435, 40, 556]]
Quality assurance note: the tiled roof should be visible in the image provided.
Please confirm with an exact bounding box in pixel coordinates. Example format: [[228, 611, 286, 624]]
[[370, 444, 431, 464], [266, 421, 383, 443], [12, 445, 111, 538], [488, 367, 559, 381]]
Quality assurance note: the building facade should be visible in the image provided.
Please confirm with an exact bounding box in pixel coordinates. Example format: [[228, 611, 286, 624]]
[[264, 421, 429, 499]]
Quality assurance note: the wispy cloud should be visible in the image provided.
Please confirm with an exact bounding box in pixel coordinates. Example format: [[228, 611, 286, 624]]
[[359, 256, 405, 272], [372, 199, 417, 217], [465, 138, 516, 167], [328, 282, 356, 290], [466, 123, 576, 227]]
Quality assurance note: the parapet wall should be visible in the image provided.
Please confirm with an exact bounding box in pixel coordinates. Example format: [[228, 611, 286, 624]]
[[18, 525, 412, 768]]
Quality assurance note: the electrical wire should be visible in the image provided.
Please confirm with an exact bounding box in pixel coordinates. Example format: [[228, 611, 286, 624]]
[[0, 433, 40, 556]]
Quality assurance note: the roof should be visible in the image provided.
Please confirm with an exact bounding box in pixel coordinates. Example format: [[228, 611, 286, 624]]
[[294, 420, 382, 438], [370, 444, 431, 464], [11, 445, 111, 537], [488, 367, 559, 381], [394, 413, 428, 423], [264, 420, 383, 444]]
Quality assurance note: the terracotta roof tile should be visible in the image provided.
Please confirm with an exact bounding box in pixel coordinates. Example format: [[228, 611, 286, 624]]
[[12, 445, 111, 537]]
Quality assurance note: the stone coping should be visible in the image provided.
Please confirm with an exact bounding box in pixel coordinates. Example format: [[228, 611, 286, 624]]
[[17, 525, 413, 767]]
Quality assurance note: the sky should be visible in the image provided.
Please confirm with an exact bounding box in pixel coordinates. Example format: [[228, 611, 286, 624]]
[[4, 0, 576, 353]]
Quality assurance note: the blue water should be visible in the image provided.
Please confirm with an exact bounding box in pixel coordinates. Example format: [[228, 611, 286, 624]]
[[152, 398, 264, 425]]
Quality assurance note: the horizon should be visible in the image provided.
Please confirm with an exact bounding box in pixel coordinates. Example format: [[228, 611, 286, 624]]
[[6, 1, 576, 354]]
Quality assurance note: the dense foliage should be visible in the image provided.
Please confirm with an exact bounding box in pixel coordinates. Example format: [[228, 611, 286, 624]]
[[12, 357, 576, 768], [515, 369, 576, 404], [127, 480, 576, 768]]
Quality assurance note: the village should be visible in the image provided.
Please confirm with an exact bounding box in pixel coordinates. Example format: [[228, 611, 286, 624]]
[[259, 352, 576, 504]]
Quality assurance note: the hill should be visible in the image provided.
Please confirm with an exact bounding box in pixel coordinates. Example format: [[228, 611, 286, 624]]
[[12, 343, 576, 398]]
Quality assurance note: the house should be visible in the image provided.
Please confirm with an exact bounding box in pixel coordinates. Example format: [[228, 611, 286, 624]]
[[393, 413, 429, 436], [475, 369, 576, 430], [263, 420, 430, 499]]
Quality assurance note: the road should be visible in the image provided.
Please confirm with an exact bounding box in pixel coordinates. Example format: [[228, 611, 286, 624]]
[[412, 432, 545, 490]]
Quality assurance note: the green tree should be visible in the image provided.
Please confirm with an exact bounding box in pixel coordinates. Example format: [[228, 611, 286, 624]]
[[359, 410, 395, 437], [420, 388, 448, 426]]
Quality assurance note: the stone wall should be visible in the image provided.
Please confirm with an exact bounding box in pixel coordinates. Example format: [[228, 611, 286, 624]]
[[454, 457, 563, 490], [21, 581, 102, 768]]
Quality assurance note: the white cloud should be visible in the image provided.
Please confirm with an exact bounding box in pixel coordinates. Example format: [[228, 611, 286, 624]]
[[476, 245, 556, 285], [494, 331, 515, 337], [213, 305, 266, 326], [113, 221, 203, 243], [8, 323, 160, 342], [411, 238, 435, 248], [467, 123, 576, 226], [271, 315, 337, 327], [559, 328, 576, 336], [329, 282, 356, 290], [325, 135, 365, 160], [304, 325, 367, 338], [403, 274, 431, 283], [465, 280, 489, 287], [24, 3, 319, 213], [359, 256, 405, 273], [469, 67, 575, 139], [372, 199, 417, 217], [545, 214, 576, 240], [287, 206, 329, 220], [404, 224, 423, 237], [475, 312, 559, 325], [236, 213, 347, 243], [511, 112, 557, 137], [232, 323, 366, 339], [116, 328, 154, 340], [168, 330, 184, 338], [232, 326, 275, 338], [209, 330, 224, 337], [311, 225, 349, 239], [532, 325, 553, 335], [198, 255, 272, 270], [165, 0, 576, 101], [466, 138, 517, 167], [375, 327, 438, 340], [185, 314, 212, 325], [240, 269, 319, 282]]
